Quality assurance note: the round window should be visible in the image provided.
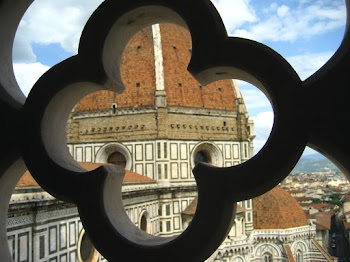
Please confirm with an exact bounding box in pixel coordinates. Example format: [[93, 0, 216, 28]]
[[107, 151, 127, 167], [194, 150, 212, 165], [95, 143, 132, 170], [80, 233, 94, 261], [78, 231, 98, 262], [191, 142, 223, 168]]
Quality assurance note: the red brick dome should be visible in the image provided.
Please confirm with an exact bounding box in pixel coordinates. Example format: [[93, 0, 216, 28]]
[[253, 186, 308, 229], [74, 24, 237, 112]]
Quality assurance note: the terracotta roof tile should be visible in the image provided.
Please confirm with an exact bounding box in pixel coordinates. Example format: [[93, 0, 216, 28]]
[[341, 191, 350, 202], [287, 189, 306, 194], [182, 197, 198, 215], [16, 170, 39, 187], [312, 210, 335, 230], [310, 203, 333, 210], [79, 162, 155, 183], [253, 186, 308, 229], [236, 204, 247, 214], [294, 196, 313, 201], [123, 170, 156, 183], [16, 162, 155, 187], [314, 221, 329, 230]]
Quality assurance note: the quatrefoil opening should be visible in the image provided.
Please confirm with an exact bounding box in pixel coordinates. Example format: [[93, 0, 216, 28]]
[[21, 0, 308, 261]]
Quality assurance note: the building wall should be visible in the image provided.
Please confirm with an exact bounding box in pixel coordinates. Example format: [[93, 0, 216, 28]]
[[7, 187, 199, 261], [68, 139, 250, 183], [67, 106, 251, 144], [7, 202, 81, 262]]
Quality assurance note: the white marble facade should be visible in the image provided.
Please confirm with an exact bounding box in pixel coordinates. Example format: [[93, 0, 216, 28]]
[[7, 138, 325, 261]]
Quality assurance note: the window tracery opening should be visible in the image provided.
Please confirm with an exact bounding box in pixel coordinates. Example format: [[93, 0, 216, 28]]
[[140, 214, 147, 232], [262, 253, 273, 262], [78, 231, 98, 262], [296, 250, 303, 262]]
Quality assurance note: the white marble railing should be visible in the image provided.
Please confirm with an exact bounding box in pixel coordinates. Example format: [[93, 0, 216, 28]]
[[252, 225, 316, 240]]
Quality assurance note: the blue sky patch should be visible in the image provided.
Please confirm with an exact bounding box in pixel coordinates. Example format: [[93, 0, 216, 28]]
[[32, 42, 75, 66]]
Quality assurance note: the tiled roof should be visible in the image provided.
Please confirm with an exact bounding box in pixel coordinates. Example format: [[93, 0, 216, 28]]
[[181, 197, 197, 215], [300, 202, 313, 207], [16, 162, 155, 187], [287, 189, 306, 194], [253, 186, 308, 229], [79, 162, 155, 183], [122, 170, 156, 183], [310, 210, 335, 230], [341, 191, 350, 202], [314, 221, 329, 230], [16, 171, 39, 187], [309, 203, 334, 210], [294, 196, 313, 201], [236, 204, 247, 214]]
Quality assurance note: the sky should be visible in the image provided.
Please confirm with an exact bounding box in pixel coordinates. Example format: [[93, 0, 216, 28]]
[[12, 0, 347, 157]]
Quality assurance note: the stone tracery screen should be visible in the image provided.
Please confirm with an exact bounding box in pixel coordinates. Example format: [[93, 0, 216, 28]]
[[1, 0, 350, 261]]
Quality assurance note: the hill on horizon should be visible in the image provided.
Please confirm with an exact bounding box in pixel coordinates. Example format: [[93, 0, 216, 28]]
[[292, 153, 340, 173]]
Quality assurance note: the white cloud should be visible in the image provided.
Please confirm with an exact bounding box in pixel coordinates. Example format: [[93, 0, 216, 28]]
[[12, 0, 104, 95], [236, 50, 333, 156], [277, 5, 290, 18], [13, 0, 104, 61], [237, 82, 271, 111], [286, 51, 334, 80], [13, 0, 346, 63], [12, 34, 36, 63], [227, 1, 346, 42], [12, 0, 344, 101], [235, 51, 334, 114], [252, 111, 274, 130], [251, 111, 274, 154], [13, 62, 50, 96], [210, 0, 257, 32]]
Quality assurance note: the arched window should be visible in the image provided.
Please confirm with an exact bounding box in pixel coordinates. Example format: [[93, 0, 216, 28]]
[[233, 257, 244, 262], [296, 250, 303, 262], [80, 233, 94, 261], [140, 214, 147, 232], [191, 142, 223, 168], [95, 143, 132, 170], [111, 103, 117, 114], [262, 253, 272, 262], [78, 231, 98, 262]]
